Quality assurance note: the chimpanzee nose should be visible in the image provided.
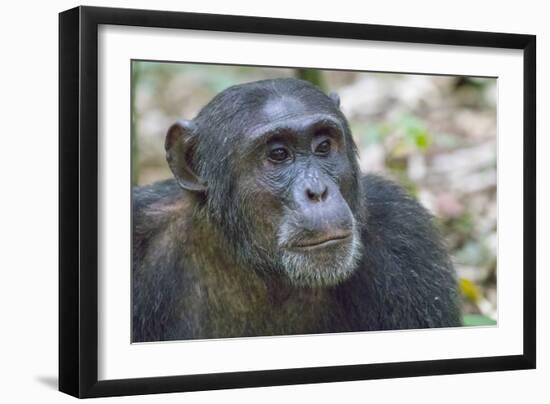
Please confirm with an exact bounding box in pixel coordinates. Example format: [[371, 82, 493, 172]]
[[306, 184, 328, 202]]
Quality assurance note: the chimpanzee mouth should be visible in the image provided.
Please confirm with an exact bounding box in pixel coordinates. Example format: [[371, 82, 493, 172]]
[[290, 231, 352, 250]]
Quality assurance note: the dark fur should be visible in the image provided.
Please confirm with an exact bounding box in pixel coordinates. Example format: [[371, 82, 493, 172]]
[[132, 79, 461, 342]]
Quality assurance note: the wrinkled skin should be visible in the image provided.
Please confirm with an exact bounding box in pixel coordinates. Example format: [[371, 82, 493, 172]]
[[132, 78, 462, 342]]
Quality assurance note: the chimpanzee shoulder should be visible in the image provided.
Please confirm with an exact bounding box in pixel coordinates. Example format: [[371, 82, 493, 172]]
[[335, 173, 462, 330], [133, 179, 182, 253], [132, 179, 198, 342], [133, 178, 182, 212]]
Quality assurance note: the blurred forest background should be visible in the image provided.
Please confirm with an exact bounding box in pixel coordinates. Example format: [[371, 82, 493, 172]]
[[132, 61, 497, 326]]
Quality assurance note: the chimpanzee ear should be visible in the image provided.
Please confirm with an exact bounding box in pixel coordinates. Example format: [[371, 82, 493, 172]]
[[165, 120, 207, 193], [328, 92, 340, 108]]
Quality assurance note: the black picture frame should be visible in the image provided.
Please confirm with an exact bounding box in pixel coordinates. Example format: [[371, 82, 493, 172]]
[[59, 5, 536, 398]]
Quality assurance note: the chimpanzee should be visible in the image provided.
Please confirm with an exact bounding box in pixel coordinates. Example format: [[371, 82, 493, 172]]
[[132, 78, 461, 342]]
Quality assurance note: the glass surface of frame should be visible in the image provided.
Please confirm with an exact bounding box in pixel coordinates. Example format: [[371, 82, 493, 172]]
[[130, 60, 497, 343], [59, 6, 536, 398]]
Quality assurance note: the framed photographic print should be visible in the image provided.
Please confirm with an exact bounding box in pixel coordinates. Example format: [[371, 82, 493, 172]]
[[59, 5, 536, 398]]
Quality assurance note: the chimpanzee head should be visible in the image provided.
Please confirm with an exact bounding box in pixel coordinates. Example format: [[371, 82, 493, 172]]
[[165, 78, 364, 287]]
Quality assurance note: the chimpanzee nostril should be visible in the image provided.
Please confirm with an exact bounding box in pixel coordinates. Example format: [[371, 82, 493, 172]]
[[306, 185, 328, 202]]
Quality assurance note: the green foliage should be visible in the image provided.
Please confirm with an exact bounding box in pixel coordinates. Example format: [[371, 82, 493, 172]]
[[360, 113, 433, 197], [463, 314, 497, 326], [399, 114, 432, 151], [296, 69, 325, 90], [355, 114, 433, 153]]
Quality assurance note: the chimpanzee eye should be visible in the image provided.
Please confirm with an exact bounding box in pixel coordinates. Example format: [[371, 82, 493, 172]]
[[268, 147, 290, 162], [315, 139, 331, 155]]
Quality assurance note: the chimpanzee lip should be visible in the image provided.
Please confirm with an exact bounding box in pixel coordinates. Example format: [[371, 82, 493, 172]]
[[291, 232, 352, 250]]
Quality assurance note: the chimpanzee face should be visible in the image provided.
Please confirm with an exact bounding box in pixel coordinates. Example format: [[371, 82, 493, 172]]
[[225, 90, 363, 287], [166, 79, 364, 287]]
